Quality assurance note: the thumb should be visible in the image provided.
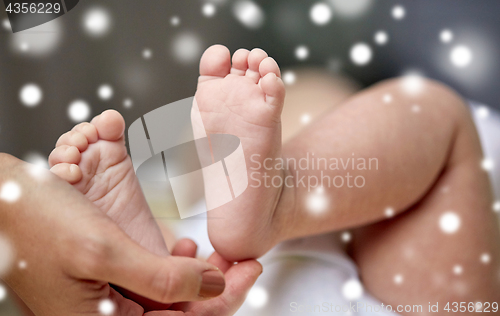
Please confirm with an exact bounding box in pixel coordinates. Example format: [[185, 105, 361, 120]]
[[81, 227, 226, 304]]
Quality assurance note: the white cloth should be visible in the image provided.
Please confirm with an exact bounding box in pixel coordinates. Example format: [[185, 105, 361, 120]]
[[169, 103, 500, 316]]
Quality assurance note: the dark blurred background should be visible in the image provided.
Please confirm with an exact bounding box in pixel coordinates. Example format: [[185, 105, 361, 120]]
[[1, 0, 499, 165]]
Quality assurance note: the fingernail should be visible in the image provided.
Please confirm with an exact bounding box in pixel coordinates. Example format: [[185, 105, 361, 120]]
[[199, 269, 225, 298]]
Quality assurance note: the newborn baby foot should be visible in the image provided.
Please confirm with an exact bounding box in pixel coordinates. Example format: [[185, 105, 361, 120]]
[[49, 110, 169, 258], [195, 45, 286, 261]]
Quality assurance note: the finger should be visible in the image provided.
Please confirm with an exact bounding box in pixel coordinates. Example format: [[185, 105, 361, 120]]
[[172, 238, 198, 258], [77, 227, 226, 304], [188, 259, 263, 316], [207, 252, 233, 273], [107, 287, 144, 316]]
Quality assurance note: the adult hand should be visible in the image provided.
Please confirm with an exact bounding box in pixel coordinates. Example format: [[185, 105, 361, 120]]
[[0, 154, 228, 315], [149, 239, 263, 316]]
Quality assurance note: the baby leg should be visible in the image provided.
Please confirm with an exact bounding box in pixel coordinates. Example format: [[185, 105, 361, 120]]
[[279, 78, 500, 313]]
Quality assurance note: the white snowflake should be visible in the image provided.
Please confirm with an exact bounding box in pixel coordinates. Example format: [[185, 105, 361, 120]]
[[98, 299, 115, 315], [83, 8, 111, 37], [440, 29, 454, 43], [350, 43, 372, 66], [142, 48, 152, 59], [19, 84, 43, 107], [342, 279, 363, 300], [450, 45, 472, 68], [97, 84, 114, 100], [310, 3, 333, 25], [246, 286, 268, 309], [374, 31, 389, 45], [68, 100, 91, 123], [295, 45, 310, 61], [202, 3, 217, 17], [391, 5, 405, 20], [283, 71, 296, 85], [0, 181, 21, 203], [439, 212, 461, 234]]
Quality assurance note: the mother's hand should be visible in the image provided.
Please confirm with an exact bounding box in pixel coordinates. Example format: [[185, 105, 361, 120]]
[[0, 154, 241, 315], [151, 239, 262, 316]]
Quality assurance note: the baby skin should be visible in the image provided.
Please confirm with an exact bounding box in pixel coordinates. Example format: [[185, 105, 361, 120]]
[[195, 45, 500, 314], [49, 44, 500, 315]]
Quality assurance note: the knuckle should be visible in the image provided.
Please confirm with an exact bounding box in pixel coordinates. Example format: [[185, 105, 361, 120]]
[[154, 260, 183, 303]]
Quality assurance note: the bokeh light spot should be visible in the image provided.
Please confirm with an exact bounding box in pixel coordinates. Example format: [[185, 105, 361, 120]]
[[97, 84, 114, 100], [439, 212, 461, 234], [123, 98, 133, 108], [350, 43, 372, 66], [98, 299, 115, 315], [450, 45, 472, 68], [295, 45, 309, 60], [170, 16, 181, 26], [440, 29, 454, 43], [283, 71, 296, 85], [341, 231, 352, 243], [68, 100, 91, 123], [493, 201, 500, 213], [18, 260, 27, 269], [246, 286, 268, 309], [480, 253, 491, 264], [310, 3, 333, 25], [342, 279, 363, 300], [391, 5, 406, 20], [374, 31, 389, 45], [0, 284, 6, 302], [482, 158, 494, 171], [301, 114, 311, 125], [202, 3, 217, 17], [476, 106, 490, 119], [385, 207, 395, 218], [393, 274, 404, 285], [83, 7, 111, 37], [20, 84, 43, 107], [382, 93, 393, 103], [172, 33, 203, 64], [453, 265, 463, 275], [142, 48, 152, 59], [2, 18, 10, 31], [306, 188, 328, 214], [233, 1, 265, 29], [0, 181, 21, 203]]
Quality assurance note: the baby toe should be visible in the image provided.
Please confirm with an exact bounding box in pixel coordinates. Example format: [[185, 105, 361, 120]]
[[199, 45, 231, 80], [259, 57, 281, 78], [91, 110, 125, 142], [246, 48, 268, 82], [72, 122, 98, 144], [260, 72, 286, 109], [56, 131, 89, 152], [230, 48, 250, 76], [50, 163, 82, 184], [49, 145, 81, 167]]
